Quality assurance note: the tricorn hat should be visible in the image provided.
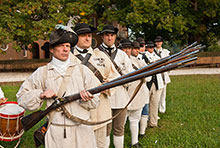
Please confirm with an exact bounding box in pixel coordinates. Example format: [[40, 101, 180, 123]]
[[136, 37, 145, 47], [146, 41, 155, 48], [119, 38, 132, 49], [132, 41, 140, 49], [97, 24, 118, 35], [74, 23, 97, 35], [154, 36, 164, 42], [41, 29, 78, 51]]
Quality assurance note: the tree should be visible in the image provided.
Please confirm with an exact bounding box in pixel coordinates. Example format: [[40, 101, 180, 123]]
[[0, 0, 95, 51], [0, 0, 220, 52]]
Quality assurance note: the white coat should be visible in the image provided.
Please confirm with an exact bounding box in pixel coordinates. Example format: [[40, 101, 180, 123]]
[[97, 45, 134, 109], [154, 47, 171, 84], [143, 51, 165, 90], [127, 56, 150, 110], [16, 60, 100, 148], [72, 47, 120, 130]]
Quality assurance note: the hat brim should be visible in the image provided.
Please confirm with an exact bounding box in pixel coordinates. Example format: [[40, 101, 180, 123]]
[[146, 44, 155, 48], [121, 45, 132, 48], [76, 26, 97, 35], [49, 31, 78, 49], [41, 42, 50, 51], [97, 28, 118, 35], [154, 39, 163, 42], [132, 46, 140, 48]]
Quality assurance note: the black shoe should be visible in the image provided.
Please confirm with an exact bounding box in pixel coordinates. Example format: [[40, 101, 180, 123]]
[[131, 143, 143, 148], [138, 134, 147, 139], [148, 125, 161, 128]]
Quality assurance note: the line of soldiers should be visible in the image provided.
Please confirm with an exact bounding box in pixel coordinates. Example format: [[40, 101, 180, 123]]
[[16, 23, 170, 148]]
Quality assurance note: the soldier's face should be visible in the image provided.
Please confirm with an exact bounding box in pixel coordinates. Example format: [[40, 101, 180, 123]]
[[122, 48, 132, 57], [102, 33, 116, 47], [155, 41, 163, 48], [131, 48, 140, 57], [139, 45, 146, 52], [50, 43, 71, 61], [147, 47, 154, 53], [77, 33, 92, 49]]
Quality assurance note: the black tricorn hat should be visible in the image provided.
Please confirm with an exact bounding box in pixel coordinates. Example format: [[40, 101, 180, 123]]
[[132, 41, 140, 48], [154, 36, 164, 42], [97, 24, 118, 35], [136, 37, 145, 45], [74, 23, 97, 35], [41, 29, 78, 51], [146, 41, 155, 48], [119, 38, 132, 49]]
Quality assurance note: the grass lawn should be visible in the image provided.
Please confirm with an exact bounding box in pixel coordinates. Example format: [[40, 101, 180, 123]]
[[1, 75, 220, 148]]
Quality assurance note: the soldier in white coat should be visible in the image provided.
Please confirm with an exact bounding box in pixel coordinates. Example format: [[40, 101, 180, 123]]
[[16, 28, 100, 148], [141, 41, 164, 127], [97, 25, 133, 148], [122, 40, 149, 147], [71, 23, 120, 148], [154, 36, 171, 113]]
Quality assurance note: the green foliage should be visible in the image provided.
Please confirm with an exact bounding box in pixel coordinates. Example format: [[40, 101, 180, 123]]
[[0, 0, 95, 51], [0, 0, 220, 51]]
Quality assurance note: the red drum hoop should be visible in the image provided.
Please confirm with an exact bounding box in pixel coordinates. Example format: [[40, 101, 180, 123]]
[[0, 101, 25, 141]]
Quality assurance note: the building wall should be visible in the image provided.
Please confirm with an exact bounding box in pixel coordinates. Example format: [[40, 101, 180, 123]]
[[0, 40, 48, 61]]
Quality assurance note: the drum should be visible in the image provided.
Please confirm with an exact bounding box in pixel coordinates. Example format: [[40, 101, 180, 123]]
[[0, 101, 25, 141]]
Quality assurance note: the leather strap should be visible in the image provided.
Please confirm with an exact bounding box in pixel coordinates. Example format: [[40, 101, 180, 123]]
[[75, 53, 104, 83], [142, 53, 151, 64], [98, 45, 123, 75], [132, 64, 139, 70], [154, 49, 161, 58]]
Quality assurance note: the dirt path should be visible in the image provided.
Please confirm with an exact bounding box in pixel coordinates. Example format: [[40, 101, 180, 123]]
[[1, 68, 220, 83]]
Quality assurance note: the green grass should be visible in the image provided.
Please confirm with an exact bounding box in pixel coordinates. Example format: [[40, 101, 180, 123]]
[[1, 75, 220, 148]]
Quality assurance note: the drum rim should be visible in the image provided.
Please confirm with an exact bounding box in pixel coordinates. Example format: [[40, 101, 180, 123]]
[[0, 101, 25, 118], [0, 129, 24, 141]]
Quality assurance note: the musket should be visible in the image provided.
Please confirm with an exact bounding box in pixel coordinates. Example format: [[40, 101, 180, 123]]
[[111, 43, 202, 82], [150, 49, 200, 70], [21, 57, 197, 131]]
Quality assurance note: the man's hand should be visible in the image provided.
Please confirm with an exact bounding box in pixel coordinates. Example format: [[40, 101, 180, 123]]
[[0, 98, 7, 104], [80, 90, 94, 101], [40, 89, 56, 99]]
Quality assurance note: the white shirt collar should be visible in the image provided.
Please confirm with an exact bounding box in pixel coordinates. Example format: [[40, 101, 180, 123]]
[[102, 43, 116, 50], [51, 56, 70, 75], [75, 45, 88, 52]]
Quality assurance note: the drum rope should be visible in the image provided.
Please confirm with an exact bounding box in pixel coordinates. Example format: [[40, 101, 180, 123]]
[[16, 116, 19, 131], [6, 117, 9, 134]]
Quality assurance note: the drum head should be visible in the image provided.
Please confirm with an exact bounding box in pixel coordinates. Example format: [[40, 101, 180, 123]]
[[0, 102, 25, 118]]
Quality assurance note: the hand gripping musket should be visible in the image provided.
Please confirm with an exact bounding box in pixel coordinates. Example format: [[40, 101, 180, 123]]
[[21, 56, 197, 131]]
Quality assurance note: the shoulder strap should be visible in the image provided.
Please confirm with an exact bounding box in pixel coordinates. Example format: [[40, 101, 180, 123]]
[[42, 65, 75, 130], [132, 63, 138, 70], [42, 65, 48, 91], [75, 54, 104, 83], [110, 49, 118, 61], [57, 66, 75, 97], [154, 49, 161, 58], [98, 46, 123, 75], [142, 53, 151, 64]]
